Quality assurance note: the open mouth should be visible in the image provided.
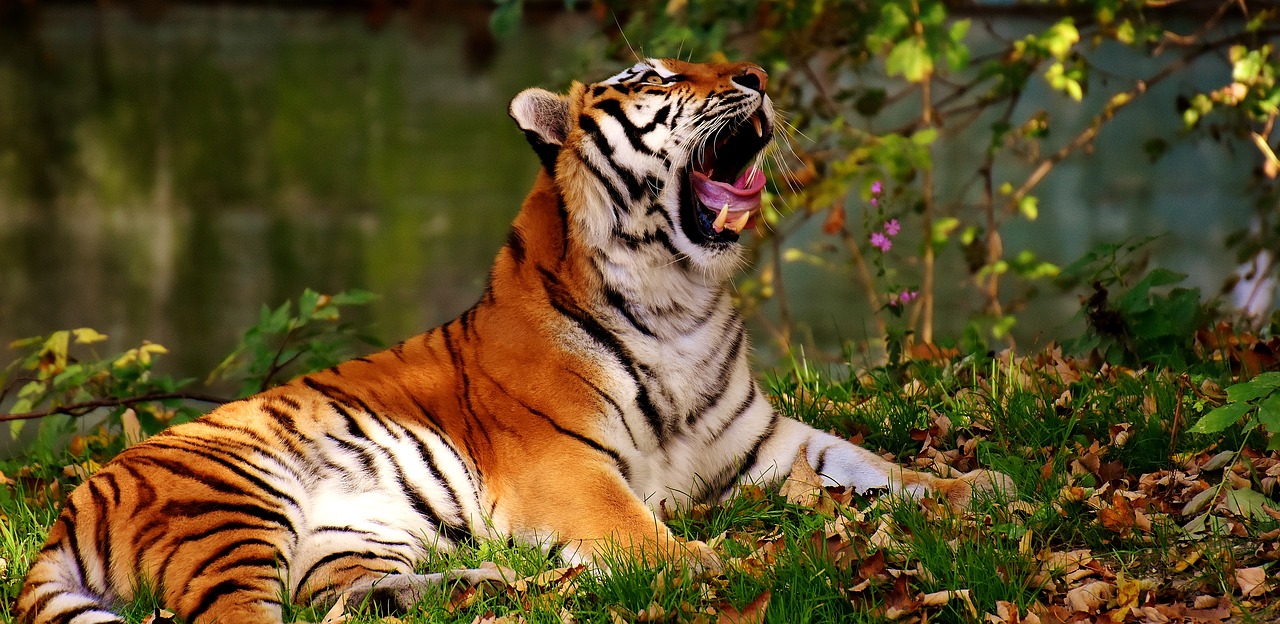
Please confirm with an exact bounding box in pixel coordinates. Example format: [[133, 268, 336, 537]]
[[679, 108, 773, 247]]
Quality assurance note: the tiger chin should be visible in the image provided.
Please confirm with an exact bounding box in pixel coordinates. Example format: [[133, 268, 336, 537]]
[[18, 59, 1014, 624]]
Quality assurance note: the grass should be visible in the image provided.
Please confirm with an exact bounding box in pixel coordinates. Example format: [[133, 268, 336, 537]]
[[2, 347, 1279, 622]]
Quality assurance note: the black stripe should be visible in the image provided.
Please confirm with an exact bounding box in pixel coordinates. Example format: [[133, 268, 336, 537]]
[[577, 114, 644, 205], [685, 327, 747, 426], [709, 384, 759, 443], [482, 365, 631, 480], [61, 499, 93, 593], [184, 538, 280, 582], [156, 519, 280, 584], [603, 284, 655, 337], [566, 368, 637, 448], [49, 602, 98, 624], [538, 267, 665, 438], [260, 404, 312, 458], [440, 324, 493, 451], [506, 227, 526, 265], [136, 441, 302, 513], [119, 462, 158, 571], [613, 226, 681, 256], [185, 579, 262, 624], [325, 434, 379, 476], [400, 428, 475, 544], [86, 480, 112, 592], [294, 550, 387, 596], [302, 377, 378, 418], [99, 469, 122, 506], [720, 412, 782, 498], [815, 447, 831, 477], [555, 196, 570, 262], [594, 98, 656, 156]]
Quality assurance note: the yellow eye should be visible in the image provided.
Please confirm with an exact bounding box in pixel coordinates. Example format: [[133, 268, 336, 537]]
[[646, 75, 666, 85]]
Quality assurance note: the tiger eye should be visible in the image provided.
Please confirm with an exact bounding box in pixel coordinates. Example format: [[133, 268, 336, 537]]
[[646, 75, 665, 85]]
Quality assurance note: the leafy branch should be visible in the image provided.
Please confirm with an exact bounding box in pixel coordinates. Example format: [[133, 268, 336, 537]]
[[0, 289, 379, 446]]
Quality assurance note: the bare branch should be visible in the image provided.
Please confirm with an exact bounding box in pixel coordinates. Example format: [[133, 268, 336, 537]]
[[0, 393, 229, 423]]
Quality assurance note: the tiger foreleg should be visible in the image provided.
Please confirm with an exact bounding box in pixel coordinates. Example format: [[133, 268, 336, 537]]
[[509, 456, 720, 573], [736, 417, 1015, 508]]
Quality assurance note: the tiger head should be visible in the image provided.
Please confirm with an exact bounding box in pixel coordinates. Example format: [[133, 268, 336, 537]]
[[509, 59, 775, 280]]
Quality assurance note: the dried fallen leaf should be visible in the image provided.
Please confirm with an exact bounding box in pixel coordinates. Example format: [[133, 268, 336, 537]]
[[1235, 566, 1271, 597], [319, 593, 348, 624], [448, 586, 479, 614], [1097, 492, 1135, 537], [719, 590, 770, 624], [1112, 573, 1141, 621], [139, 609, 177, 624], [779, 446, 835, 515], [122, 408, 145, 447], [1065, 580, 1114, 613]]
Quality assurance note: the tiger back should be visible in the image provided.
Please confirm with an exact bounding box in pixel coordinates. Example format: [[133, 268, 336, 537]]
[[18, 59, 1013, 624]]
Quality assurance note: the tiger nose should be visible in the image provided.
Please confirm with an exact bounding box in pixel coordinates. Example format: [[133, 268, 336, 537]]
[[732, 66, 768, 93]]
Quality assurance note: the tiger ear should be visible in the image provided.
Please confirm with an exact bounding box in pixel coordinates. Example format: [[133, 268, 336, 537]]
[[509, 88, 569, 172]]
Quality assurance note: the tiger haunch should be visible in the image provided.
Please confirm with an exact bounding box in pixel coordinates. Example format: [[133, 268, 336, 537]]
[[18, 59, 1013, 624]]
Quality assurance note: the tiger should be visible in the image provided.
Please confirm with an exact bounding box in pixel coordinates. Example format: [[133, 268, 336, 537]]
[[17, 58, 1014, 624]]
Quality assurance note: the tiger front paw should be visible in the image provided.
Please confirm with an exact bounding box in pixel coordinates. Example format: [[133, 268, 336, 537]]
[[681, 539, 723, 574]]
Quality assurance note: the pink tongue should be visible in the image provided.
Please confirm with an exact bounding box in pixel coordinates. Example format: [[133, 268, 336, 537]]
[[691, 167, 765, 214]]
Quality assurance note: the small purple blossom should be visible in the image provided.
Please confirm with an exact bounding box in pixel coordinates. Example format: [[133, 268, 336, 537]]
[[887, 290, 919, 307], [869, 232, 892, 252], [870, 197, 879, 207], [871, 180, 883, 195], [884, 219, 901, 237]]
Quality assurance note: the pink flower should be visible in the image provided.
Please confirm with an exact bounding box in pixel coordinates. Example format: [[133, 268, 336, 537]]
[[871, 180, 883, 195], [870, 232, 892, 252], [887, 289, 918, 307], [870, 197, 879, 207], [884, 219, 901, 237]]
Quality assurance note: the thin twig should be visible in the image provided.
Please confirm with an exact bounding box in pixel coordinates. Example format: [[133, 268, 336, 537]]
[[0, 392, 230, 422], [918, 68, 937, 345], [839, 224, 889, 340], [260, 325, 300, 393]]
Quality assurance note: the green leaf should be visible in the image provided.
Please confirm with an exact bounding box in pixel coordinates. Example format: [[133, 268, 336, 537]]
[[71, 328, 109, 345], [875, 3, 911, 39], [9, 419, 26, 441], [1043, 19, 1080, 60], [331, 289, 377, 306], [1228, 372, 1280, 403], [1257, 393, 1280, 432], [1224, 487, 1275, 520], [298, 289, 320, 322], [1018, 195, 1039, 220], [1188, 403, 1252, 434], [911, 127, 938, 145], [886, 37, 932, 83]]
